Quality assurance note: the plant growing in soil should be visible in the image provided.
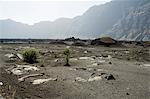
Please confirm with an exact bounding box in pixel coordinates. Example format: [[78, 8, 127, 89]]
[[22, 49, 38, 64], [63, 48, 70, 66]]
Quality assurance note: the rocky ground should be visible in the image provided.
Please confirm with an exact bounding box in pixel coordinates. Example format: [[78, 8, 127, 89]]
[[0, 43, 150, 99]]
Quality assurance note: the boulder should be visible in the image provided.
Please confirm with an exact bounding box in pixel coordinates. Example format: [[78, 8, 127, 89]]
[[103, 74, 115, 80]]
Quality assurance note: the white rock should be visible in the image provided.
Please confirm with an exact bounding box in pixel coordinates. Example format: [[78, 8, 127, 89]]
[[75, 77, 87, 82], [88, 76, 102, 82], [0, 82, 3, 86], [124, 51, 129, 54], [79, 57, 94, 60], [5, 54, 16, 58], [18, 74, 43, 82], [97, 69, 104, 72], [79, 57, 89, 60], [11, 69, 23, 75], [17, 65, 39, 71], [69, 68, 74, 71], [10, 65, 40, 75], [24, 66, 39, 71], [32, 78, 57, 85], [92, 63, 98, 66], [21, 46, 30, 49], [16, 53, 23, 60], [84, 51, 88, 54], [66, 46, 70, 48], [54, 59, 59, 62], [97, 60, 106, 63], [107, 55, 112, 59], [143, 64, 150, 67], [88, 68, 93, 71]]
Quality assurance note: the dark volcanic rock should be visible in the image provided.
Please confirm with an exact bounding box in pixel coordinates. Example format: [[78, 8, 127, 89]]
[[91, 37, 117, 47]]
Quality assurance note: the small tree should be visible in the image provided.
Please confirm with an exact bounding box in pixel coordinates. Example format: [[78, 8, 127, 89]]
[[22, 49, 38, 64], [63, 48, 70, 66]]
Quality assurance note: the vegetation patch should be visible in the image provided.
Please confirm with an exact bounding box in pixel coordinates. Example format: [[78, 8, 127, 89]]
[[22, 49, 38, 64], [63, 48, 71, 66]]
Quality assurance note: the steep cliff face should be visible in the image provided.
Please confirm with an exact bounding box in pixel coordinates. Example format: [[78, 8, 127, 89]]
[[106, 1, 150, 41]]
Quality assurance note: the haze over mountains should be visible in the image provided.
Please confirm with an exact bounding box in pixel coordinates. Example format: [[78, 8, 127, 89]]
[[0, 0, 150, 41]]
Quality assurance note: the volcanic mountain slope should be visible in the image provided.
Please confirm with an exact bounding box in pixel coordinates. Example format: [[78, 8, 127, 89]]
[[106, 0, 150, 41], [0, 0, 149, 41]]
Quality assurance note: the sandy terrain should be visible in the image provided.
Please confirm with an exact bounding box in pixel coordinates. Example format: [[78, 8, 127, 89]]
[[0, 43, 150, 99]]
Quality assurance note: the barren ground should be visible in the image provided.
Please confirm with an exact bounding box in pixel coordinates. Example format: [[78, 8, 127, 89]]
[[0, 44, 150, 99]]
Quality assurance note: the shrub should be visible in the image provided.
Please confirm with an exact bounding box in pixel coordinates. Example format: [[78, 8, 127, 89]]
[[63, 48, 70, 66], [22, 49, 38, 64]]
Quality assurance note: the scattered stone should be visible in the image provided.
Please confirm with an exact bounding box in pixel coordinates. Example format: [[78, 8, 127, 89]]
[[91, 63, 98, 66], [143, 64, 150, 67], [18, 73, 44, 82], [126, 92, 130, 95], [88, 76, 102, 82], [0, 82, 3, 86], [75, 77, 87, 82], [20, 46, 30, 49], [91, 73, 96, 76], [54, 59, 59, 62], [79, 57, 94, 61], [84, 51, 88, 54], [5, 53, 24, 60], [9, 65, 40, 75], [87, 68, 93, 71], [124, 51, 129, 54], [5, 54, 16, 59], [14, 48, 20, 51], [75, 67, 87, 71], [16, 53, 24, 60], [102, 54, 108, 58], [102, 74, 115, 80], [90, 56, 96, 59], [32, 78, 57, 85], [79, 57, 89, 60], [11, 69, 23, 75], [40, 64, 44, 67], [97, 69, 104, 72], [17, 65, 39, 71], [100, 73, 107, 75], [70, 58, 78, 61], [101, 55, 112, 59], [66, 46, 70, 49], [108, 62, 112, 64], [69, 68, 75, 71], [97, 60, 106, 64], [107, 55, 112, 59]]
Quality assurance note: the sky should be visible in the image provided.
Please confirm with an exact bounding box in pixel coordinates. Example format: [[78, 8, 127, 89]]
[[0, 0, 112, 25]]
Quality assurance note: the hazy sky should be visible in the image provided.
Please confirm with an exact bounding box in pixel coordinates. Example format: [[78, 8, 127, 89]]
[[0, 0, 112, 25]]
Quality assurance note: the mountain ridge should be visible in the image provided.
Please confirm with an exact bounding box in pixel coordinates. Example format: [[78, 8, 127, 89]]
[[0, 0, 149, 41]]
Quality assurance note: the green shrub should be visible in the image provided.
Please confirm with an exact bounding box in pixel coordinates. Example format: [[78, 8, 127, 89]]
[[63, 48, 70, 66], [22, 49, 38, 64]]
